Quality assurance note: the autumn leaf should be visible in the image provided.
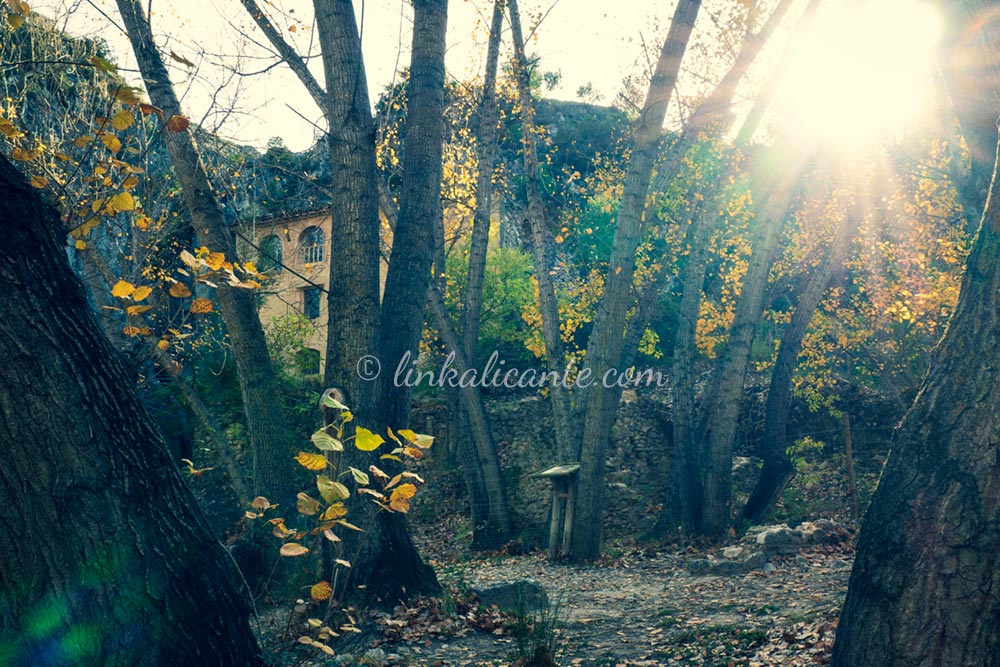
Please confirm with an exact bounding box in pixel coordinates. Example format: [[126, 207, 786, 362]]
[[122, 325, 142, 337], [132, 285, 152, 302], [74, 240, 87, 250], [190, 298, 213, 314], [112, 110, 134, 130], [168, 282, 192, 298], [89, 55, 116, 73], [295, 451, 328, 471], [100, 133, 121, 153], [73, 135, 93, 148], [29, 175, 47, 188], [354, 427, 384, 452], [250, 496, 270, 510], [111, 280, 136, 298], [389, 483, 417, 512], [317, 475, 349, 503], [279, 542, 309, 557], [126, 305, 152, 316], [7, 13, 23, 28], [109, 192, 134, 212], [397, 429, 434, 448], [166, 115, 190, 133], [310, 581, 333, 601], [169, 50, 196, 68], [296, 492, 321, 516], [320, 502, 347, 521], [156, 339, 170, 351]]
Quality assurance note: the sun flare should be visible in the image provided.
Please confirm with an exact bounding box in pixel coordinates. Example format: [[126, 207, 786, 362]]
[[776, 0, 944, 150]]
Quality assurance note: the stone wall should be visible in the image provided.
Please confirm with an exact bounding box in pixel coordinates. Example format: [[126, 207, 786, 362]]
[[410, 388, 673, 544]]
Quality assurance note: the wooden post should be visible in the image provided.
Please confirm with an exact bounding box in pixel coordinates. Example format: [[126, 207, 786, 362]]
[[842, 412, 859, 521], [547, 486, 562, 559], [561, 480, 575, 556]]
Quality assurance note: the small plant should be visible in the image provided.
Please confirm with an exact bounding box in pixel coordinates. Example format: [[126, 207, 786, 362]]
[[245, 390, 434, 657], [512, 595, 563, 667]]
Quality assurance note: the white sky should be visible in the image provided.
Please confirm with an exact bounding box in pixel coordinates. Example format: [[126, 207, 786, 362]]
[[34, 0, 690, 151]]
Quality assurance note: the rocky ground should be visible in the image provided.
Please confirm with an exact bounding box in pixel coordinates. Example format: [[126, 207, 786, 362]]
[[368, 524, 854, 667]]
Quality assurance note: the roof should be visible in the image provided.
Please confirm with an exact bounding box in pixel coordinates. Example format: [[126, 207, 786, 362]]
[[243, 206, 331, 226]]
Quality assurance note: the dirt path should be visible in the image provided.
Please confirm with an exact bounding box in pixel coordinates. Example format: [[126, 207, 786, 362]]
[[384, 544, 852, 666]]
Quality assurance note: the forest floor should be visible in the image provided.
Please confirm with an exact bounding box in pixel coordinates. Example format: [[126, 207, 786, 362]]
[[361, 526, 854, 667]]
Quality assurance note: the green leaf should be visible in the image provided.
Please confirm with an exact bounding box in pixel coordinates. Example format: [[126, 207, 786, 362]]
[[317, 475, 350, 503], [321, 393, 349, 411], [311, 429, 343, 451], [354, 427, 385, 452], [348, 467, 370, 486]]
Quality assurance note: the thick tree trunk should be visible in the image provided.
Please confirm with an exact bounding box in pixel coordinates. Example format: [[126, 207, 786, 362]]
[[0, 154, 261, 666], [832, 143, 1000, 666], [115, 0, 296, 511], [569, 0, 703, 560], [832, 3, 1000, 663], [314, 0, 438, 605], [507, 0, 575, 459], [742, 195, 860, 523], [377, 0, 448, 426]]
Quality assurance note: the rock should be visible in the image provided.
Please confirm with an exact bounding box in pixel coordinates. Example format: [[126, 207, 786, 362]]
[[722, 545, 746, 560], [474, 580, 548, 612], [687, 558, 713, 576], [762, 562, 777, 574], [755, 524, 807, 556]]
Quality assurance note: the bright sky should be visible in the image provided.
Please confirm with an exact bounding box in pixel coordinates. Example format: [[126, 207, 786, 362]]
[[35, 0, 675, 151]]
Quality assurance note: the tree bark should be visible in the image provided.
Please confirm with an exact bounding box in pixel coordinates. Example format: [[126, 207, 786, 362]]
[[115, 0, 296, 511], [832, 3, 1000, 663], [0, 153, 261, 667], [568, 0, 703, 560], [462, 0, 506, 365], [742, 194, 861, 523], [693, 147, 810, 536]]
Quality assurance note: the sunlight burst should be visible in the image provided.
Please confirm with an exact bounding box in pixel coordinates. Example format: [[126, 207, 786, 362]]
[[776, 0, 943, 150]]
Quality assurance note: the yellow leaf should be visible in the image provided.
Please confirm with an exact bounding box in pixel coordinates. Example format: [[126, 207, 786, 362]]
[[135, 215, 152, 231], [389, 483, 416, 512], [89, 55, 116, 74], [74, 240, 87, 250], [73, 135, 93, 148], [30, 175, 47, 188], [397, 429, 434, 448], [334, 559, 350, 568], [111, 280, 136, 298], [122, 176, 140, 190], [112, 110, 134, 130], [402, 446, 424, 459], [122, 326, 142, 337], [354, 427, 384, 452], [132, 285, 152, 302], [320, 502, 347, 521], [310, 581, 333, 601], [205, 251, 225, 271], [109, 192, 134, 211], [126, 305, 152, 316], [279, 542, 309, 557], [7, 13, 23, 28], [169, 282, 192, 298], [296, 493, 320, 516], [295, 451, 328, 471], [190, 298, 213, 314], [156, 339, 170, 350], [100, 133, 121, 153]]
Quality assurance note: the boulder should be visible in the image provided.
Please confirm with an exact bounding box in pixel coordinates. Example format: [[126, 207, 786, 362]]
[[474, 580, 549, 612]]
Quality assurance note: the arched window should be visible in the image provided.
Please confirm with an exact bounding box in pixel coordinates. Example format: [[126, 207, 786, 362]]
[[258, 234, 282, 273], [299, 226, 325, 264]]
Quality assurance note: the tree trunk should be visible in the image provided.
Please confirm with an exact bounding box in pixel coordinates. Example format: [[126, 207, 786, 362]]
[[115, 0, 296, 511], [462, 0, 506, 365], [507, 0, 575, 459], [0, 154, 261, 667], [832, 4, 1000, 663], [831, 141, 1000, 666], [313, 0, 439, 605], [692, 147, 809, 536], [568, 0, 703, 560], [377, 0, 448, 426], [742, 193, 860, 523]]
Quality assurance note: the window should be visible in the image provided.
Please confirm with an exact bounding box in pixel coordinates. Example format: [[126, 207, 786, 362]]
[[299, 226, 325, 264], [303, 287, 321, 320], [294, 348, 321, 375], [258, 234, 282, 273]]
